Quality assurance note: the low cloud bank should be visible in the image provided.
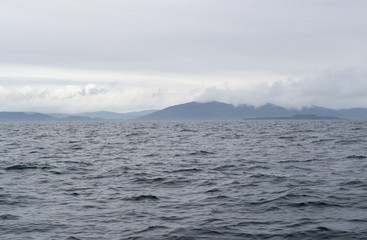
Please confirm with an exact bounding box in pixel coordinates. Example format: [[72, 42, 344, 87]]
[[1, 68, 366, 113], [0, 84, 193, 114], [197, 68, 367, 109]]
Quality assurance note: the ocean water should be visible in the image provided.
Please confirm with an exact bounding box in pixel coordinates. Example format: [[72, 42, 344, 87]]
[[0, 120, 366, 240]]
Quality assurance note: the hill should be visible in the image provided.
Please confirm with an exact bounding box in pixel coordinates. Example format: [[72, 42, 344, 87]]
[[2, 102, 367, 121], [137, 101, 367, 120], [0, 112, 56, 122], [0, 112, 98, 122], [0, 109, 157, 122]]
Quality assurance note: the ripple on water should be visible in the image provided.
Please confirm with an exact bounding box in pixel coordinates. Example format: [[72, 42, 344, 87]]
[[0, 121, 366, 239]]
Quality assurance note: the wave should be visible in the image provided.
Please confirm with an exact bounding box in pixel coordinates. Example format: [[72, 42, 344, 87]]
[[189, 150, 215, 156], [4, 163, 53, 171], [125, 195, 160, 201], [346, 155, 366, 159]]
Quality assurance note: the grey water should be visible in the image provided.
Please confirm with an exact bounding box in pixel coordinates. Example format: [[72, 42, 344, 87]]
[[0, 120, 367, 240]]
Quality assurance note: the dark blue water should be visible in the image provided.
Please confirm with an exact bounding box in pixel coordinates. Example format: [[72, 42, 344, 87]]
[[0, 120, 367, 239]]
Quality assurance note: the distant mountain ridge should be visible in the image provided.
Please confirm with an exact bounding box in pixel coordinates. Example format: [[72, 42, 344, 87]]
[[74, 110, 156, 120], [0, 110, 156, 122], [0, 112, 99, 122], [2, 102, 367, 121], [49, 110, 156, 120], [0, 112, 56, 122], [137, 101, 367, 120]]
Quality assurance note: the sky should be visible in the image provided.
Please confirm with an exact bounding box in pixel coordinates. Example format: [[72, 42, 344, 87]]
[[1, 0, 367, 113]]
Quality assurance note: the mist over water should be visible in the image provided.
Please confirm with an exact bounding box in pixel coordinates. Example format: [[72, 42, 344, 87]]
[[1, 121, 367, 239]]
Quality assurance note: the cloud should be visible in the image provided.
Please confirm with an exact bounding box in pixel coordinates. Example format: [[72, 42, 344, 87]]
[[197, 68, 367, 109], [1, 0, 366, 74], [0, 64, 206, 113], [0, 83, 199, 113], [1, 65, 367, 112]]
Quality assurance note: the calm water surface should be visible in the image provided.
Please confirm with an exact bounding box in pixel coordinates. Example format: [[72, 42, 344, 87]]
[[0, 120, 367, 239]]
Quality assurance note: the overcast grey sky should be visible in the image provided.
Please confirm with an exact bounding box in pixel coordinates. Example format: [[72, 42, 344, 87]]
[[1, 0, 367, 113]]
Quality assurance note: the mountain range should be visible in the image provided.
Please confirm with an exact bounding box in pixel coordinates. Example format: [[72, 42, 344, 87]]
[[1, 101, 367, 121], [0, 110, 155, 122], [137, 101, 367, 120]]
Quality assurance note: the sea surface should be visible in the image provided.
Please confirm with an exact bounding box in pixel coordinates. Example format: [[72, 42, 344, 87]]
[[0, 120, 367, 240]]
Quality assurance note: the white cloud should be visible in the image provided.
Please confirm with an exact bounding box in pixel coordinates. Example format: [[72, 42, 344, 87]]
[[0, 64, 289, 112], [1, 65, 367, 112], [197, 68, 367, 109], [0, 83, 199, 113]]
